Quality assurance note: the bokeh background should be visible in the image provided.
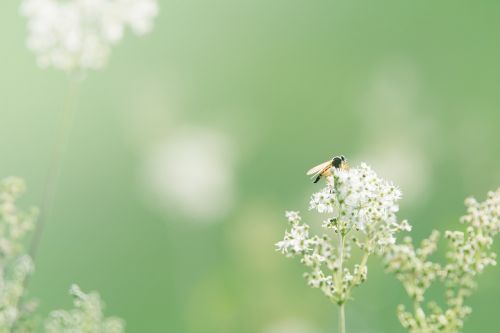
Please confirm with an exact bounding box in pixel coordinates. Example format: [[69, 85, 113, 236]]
[[1, 0, 500, 332]]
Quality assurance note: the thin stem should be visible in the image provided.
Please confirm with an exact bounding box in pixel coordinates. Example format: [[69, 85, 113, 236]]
[[359, 252, 369, 268], [336, 233, 345, 299], [29, 78, 80, 260], [336, 232, 346, 333], [345, 251, 370, 301], [338, 303, 346, 333]]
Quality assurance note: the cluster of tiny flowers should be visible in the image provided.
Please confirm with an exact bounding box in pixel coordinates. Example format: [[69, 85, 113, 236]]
[[309, 163, 410, 249], [0, 177, 38, 332], [20, 0, 159, 71], [384, 231, 441, 304], [384, 188, 500, 333], [276, 163, 408, 304], [45, 284, 124, 333]]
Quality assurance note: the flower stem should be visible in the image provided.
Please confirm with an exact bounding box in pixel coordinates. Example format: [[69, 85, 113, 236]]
[[336, 233, 345, 298], [338, 302, 346, 333], [336, 232, 346, 333], [29, 77, 80, 260]]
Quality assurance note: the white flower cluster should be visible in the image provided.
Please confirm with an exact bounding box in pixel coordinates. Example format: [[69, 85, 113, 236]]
[[45, 284, 124, 333], [385, 188, 500, 333], [20, 0, 159, 71], [0, 177, 38, 332], [384, 231, 441, 304], [309, 163, 410, 247], [276, 163, 409, 304]]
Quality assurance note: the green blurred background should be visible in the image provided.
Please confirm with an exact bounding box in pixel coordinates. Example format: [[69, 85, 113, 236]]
[[1, 0, 500, 332]]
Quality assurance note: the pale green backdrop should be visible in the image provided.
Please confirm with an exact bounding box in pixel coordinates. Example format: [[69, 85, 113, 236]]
[[1, 1, 499, 332]]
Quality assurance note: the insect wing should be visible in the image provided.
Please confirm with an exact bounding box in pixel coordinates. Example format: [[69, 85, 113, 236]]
[[306, 161, 331, 176]]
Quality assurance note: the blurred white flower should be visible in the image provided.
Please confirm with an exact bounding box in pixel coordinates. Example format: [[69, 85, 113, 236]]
[[45, 284, 124, 333], [20, 0, 159, 71], [357, 60, 435, 204], [141, 127, 236, 223], [285, 211, 301, 223]]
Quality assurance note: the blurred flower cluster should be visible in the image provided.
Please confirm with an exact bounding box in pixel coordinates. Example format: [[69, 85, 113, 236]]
[[276, 163, 410, 305], [0, 177, 123, 332], [45, 284, 124, 333], [384, 188, 500, 333], [20, 0, 159, 71], [0, 177, 38, 332], [142, 127, 236, 224]]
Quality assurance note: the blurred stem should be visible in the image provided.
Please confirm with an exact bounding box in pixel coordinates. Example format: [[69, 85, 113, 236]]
[[29, 77, 80, 260], [413, 300, 429, 332], [359, 252, 369, 268]]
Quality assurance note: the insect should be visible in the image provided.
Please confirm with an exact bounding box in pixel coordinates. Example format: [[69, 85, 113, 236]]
[[306, 155, 349, 183]]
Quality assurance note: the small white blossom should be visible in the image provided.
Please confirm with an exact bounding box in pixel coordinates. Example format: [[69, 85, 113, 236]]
[[309, 189, 336, 214], [276, 224, 312, 257], [343, 271, 353, 282], [20, 0, 159, 72], [285, 211, 301, 224]]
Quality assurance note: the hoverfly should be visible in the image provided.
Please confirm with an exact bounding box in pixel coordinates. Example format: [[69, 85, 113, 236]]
[[306, 155, 349, 183]]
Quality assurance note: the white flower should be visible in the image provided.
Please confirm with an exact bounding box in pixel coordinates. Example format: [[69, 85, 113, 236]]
[[309, 189, 336, 214], [285, 211, 301, 224], [20, 0, 159, 72], [309, 163, 405, 252], [276, 222, 312, 256], [343, 271, 353, 282], [277, 162, 408, 303]]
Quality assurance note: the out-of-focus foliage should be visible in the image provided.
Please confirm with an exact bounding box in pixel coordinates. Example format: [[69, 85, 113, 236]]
[[385, 188, 500, 332], [0, 177, 38, 332], [0, 178, 123, 332], [45, 284, 124, 333]]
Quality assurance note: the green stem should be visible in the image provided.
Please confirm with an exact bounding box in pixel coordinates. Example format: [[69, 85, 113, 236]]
[[339, 302, 345, 333], [336, 232, 346, 333], [29, 77, 80, 259], [336, 233, 345, 298], [359, 252, 369, 268]]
